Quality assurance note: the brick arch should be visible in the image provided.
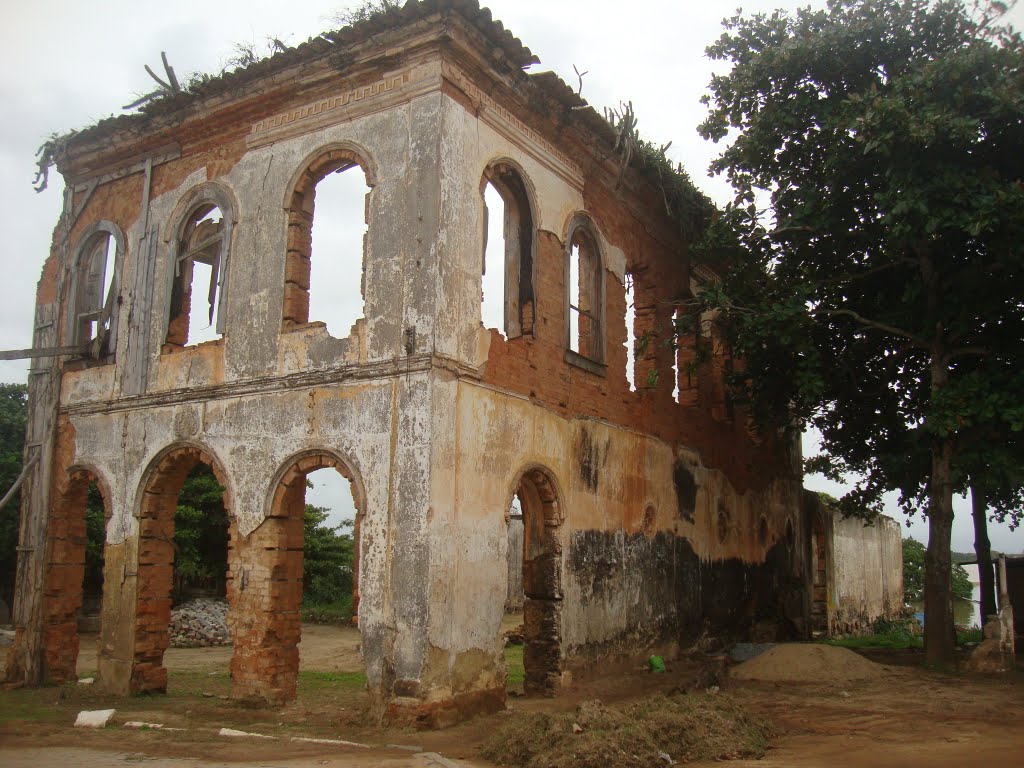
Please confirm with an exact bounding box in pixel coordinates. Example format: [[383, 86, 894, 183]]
[[281, 143, 377, 330], [267, 449, 365, 520], [508, 464, 564, 695], [41, 465, 111, 684], [268, 449, 366, 621], [131, 443, 231, 693]]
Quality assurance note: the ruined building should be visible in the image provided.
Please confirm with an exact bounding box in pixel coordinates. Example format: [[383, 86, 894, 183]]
[[6, 1, 808, 725]]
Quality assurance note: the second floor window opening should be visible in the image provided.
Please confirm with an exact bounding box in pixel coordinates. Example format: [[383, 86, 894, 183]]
[[480, 163, 535, 339], [307, 163, 370, 338], [481, 181, 506, 337], [169, 204, 226, 347], [567, 224, 602, 362], [71, 225, 122, 356]]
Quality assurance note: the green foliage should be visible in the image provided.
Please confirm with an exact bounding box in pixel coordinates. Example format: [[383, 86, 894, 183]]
[[303, 504, 354, 608], [825, 620, 922, 650], [816, 490, 841, 507], [172, 465, 230, 601], [903, 537, 972, 602], [300, 595, 354, 625], [951, 558, 974, 602], [84, 484, 105, 596], [603, 101, 715, 241], [168, 472, 354, 607], [332, 0, 401, 27], [0, 384, 27, 610]]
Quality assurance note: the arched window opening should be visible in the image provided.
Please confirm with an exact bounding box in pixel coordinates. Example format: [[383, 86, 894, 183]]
[[482, 182, 507, 337], [625, 272, 636, 391], [167, 204, 229, 348], [284, 150, 372, 338], [70, 227, 122, 356], [480, 163, 535, 338], [308, 165, 370, 338], [567, 224, 602, 362]]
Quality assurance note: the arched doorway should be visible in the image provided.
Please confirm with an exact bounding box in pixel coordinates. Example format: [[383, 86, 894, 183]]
[[513, 467, 563, 695], [132, 444, 229, 693], [238, 451, 364, 704]]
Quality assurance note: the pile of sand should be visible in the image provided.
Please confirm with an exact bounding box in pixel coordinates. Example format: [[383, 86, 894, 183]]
[[730, 643, 884, 684]]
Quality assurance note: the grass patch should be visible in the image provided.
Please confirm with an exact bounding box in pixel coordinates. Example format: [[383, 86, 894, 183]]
[[825, 633, 923, 650], [301, 597, 354, 625], [823, 617, 923, 650], [824, 618, 984, 651], [298, 670, 366, 690], [956, 625, 983, 645], [481, 694, 773, 768], [0, 687, 71, 725], [505, 644, 524, 686]]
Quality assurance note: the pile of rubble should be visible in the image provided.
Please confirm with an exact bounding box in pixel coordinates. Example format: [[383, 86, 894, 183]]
[[170, 598, 231, 647]]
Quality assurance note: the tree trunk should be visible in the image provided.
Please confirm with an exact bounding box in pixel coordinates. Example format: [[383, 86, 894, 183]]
[[924, 435, 956, 665], [971, 483, 997, 623], [923, 333, 957, 666]]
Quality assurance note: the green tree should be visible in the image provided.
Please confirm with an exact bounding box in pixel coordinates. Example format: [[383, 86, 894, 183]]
[[84, 483, 106, 597], [0, 383, 28, 612], [904, 537, 972, 603], [172, 465, 230, 601], [697, 0, 1024, 664], [302, 504, 354, 607]]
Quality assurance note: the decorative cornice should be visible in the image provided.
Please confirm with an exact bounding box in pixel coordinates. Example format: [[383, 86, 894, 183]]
[[444, 64, 584, 189], [246, 69, 428, 148]]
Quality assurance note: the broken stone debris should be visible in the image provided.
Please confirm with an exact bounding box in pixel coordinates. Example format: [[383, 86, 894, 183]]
[[727, 642, 775, 662], [218, 727, 276, 739], [74, 709, 116, 728], [169, 598, 230, 647]]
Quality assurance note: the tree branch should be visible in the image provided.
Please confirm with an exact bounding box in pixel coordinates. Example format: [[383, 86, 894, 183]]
[[947, 346, 991, 360], [814, 308, 929, 347]]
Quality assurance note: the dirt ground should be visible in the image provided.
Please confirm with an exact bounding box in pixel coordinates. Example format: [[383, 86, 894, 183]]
[[1, 626, 1022, 768]]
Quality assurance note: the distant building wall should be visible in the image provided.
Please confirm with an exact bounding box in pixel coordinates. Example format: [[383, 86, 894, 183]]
[[805, 492, 903, 635], [829, 514, 903, 633], [506, 515, 524, 612]]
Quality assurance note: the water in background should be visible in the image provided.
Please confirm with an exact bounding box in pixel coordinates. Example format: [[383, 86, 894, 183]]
[[911, 563, 983, 627]]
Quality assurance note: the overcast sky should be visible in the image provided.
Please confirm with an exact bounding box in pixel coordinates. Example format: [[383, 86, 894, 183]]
[[1, 0, 1020, 553]]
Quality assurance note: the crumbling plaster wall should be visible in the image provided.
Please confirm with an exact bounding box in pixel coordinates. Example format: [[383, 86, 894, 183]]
[[420, 84, 805, 703], [50, 72, 453, 701], [427, 378, 803, 688]]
